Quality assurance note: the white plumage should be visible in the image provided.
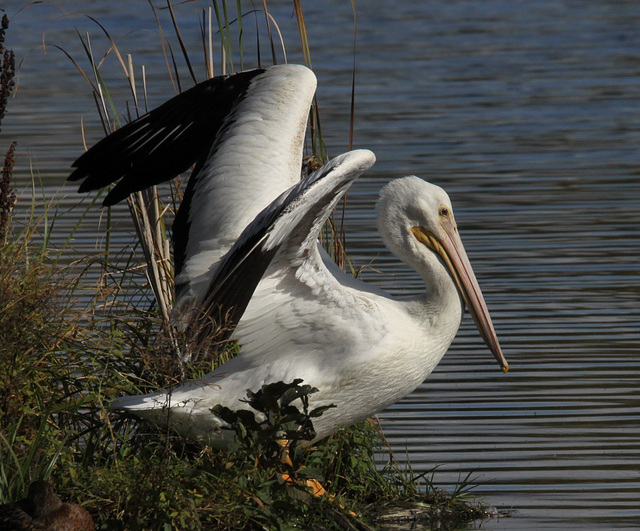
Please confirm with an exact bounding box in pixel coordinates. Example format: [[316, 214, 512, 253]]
[[69, 64, 508, 447], [173, 65, 318, 311]]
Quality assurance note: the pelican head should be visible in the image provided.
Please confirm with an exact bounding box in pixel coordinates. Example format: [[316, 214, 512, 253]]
[[377, 176, 508, 372]]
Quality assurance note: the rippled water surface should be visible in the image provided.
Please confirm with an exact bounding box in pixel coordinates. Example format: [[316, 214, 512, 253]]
[[5, 1, 640, 529]]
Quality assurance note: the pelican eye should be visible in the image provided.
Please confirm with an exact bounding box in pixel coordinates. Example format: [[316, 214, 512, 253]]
[[439, 206, 449, 217]]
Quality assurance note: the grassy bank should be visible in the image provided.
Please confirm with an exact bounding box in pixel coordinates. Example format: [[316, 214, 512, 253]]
[[1, 4, 493, 529]]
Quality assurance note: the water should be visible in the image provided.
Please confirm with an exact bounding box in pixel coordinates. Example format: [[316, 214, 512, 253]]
[[4, 1, 640, 528]]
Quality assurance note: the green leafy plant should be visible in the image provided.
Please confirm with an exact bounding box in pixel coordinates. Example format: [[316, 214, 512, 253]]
[[214, 380, 334, 459], [212, 380, 335, 500]]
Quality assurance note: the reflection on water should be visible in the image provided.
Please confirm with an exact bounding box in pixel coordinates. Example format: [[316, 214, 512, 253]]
[[5, 1, 640, 529]]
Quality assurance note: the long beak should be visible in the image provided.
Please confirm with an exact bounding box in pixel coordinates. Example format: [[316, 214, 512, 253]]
[[412, 223, 509, 373]]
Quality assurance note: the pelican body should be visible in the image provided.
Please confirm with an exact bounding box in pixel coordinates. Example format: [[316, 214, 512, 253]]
[[69, 64, 508, 447]]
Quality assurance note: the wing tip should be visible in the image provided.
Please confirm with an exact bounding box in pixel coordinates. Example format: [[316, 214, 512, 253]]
[[351, 148, 377, 168], [67, 167, 85, 183], [259, 64, 318, 96], [330, 149, 376, 174]]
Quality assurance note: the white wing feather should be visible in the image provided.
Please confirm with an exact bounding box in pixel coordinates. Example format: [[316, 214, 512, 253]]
[[174, 65, 318, 312], [229, 150, 386, 368]]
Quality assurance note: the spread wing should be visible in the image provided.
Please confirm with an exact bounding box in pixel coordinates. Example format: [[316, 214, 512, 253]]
[[69, 64, 318, 313], [186, 149, 377, 354]]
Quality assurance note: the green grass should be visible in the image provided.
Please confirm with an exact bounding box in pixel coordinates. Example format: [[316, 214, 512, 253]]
[[0, 4, 493, 529]]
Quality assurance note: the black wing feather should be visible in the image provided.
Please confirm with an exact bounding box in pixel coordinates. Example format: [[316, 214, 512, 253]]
[[69, 68, 265, 206]]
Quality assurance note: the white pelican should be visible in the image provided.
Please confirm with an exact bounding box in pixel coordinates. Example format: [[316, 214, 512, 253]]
[[69, 64, 508, 447]]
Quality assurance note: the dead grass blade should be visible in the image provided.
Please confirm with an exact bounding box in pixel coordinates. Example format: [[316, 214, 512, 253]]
[[148, 0, 178, 93], [261, 0, 277, 65], [166, 0, 198, 84]]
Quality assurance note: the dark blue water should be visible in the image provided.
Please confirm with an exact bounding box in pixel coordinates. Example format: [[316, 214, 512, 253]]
[[5, 1, 640, 528]]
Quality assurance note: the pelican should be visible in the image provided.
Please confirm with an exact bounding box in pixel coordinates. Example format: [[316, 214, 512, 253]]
[[69, 64, 508, 447]]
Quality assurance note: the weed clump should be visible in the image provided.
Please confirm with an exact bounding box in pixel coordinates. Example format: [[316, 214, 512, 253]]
[[1, 13, 16, 244], [0, 13, 73, 499]]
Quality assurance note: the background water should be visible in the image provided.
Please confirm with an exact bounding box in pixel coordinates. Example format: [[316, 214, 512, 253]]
[[4, 1, 640, 529]]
